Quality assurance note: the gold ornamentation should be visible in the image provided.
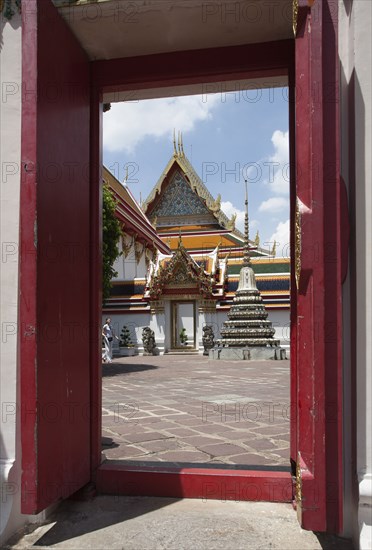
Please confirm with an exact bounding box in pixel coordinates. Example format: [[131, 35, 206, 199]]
[[173, 129, 178, 156], [143, 150, 242, 235], [295, 198, 301, 289], [199, 300, 216, 313], [295, 452, 302, 521], [148, 239, 213, 299], [135, 241, 145, 264], [210, 193, 221, 213], [226, 213, 237, 231], [150, 300, 164, 313], [122, 234, 134, 258], [293, 0, 299, 36], [254, 230, 260, 247]]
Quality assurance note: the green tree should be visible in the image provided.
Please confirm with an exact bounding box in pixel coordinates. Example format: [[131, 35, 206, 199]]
[[102, 184, 122, 303]]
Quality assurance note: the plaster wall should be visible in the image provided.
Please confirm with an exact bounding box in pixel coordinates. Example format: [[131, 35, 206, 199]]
[[112, 241, 148, 281], [0, 12, 24, 544], [339, 1, 372, 548], [0, 13, 49, 545]]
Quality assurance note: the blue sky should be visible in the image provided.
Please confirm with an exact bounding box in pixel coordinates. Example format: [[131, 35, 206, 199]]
[[103, 87, 290, 256]]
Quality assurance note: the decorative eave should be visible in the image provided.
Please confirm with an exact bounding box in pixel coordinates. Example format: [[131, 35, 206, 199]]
[[145, 238, 214, 300], [103, 166, 170, 255], [143, 150, 244, 239]]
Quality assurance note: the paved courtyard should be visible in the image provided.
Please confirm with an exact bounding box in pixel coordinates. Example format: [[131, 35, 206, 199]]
[[102, 355, 290, 468]]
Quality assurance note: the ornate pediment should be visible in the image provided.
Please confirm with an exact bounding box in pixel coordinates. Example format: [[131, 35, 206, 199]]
[[147, 239, 213, 300], [150, 171, 212, 219]]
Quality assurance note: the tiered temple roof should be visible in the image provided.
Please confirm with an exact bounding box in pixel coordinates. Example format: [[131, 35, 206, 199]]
[[103, 141, 290, 314]]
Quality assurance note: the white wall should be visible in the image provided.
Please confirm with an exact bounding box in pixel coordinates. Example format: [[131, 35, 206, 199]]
[[339, 1, 372, 548], [0, 12, 49, 546], [0, 11, 23, 545], [112, 238, 149, 281]]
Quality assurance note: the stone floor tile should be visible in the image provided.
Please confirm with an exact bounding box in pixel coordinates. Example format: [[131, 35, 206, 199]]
[[123, 431, 172, 444], [198, 443, 248, 457], [156, 450, 212, 462]]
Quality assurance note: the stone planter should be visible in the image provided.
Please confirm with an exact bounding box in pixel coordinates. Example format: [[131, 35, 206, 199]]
[[118, 347, 136, 357]]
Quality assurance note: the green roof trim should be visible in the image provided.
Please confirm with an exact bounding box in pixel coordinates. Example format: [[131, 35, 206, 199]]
[[228, 263, 290, 275]]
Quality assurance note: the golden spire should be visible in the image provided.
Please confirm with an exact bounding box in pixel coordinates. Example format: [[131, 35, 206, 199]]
[[178, 227, 183, 247], [243, 180, 251, 267], [272, 240, 277, 257], [254, 230, 260, 247], [173, 129, 177, 156]]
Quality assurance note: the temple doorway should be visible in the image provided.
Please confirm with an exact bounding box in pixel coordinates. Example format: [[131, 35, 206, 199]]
[[171, 301, 197, 351], [19, 0, 344, 531], [100, 88, 291, 474]]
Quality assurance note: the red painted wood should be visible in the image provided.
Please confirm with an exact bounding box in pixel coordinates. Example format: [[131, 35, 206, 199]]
[[90, 89, 103, 476], [294, 0, 343, 532], [288, 59, 298, 484], [91, 40, 293, 95], [96, 464, 292, 503], [20, 0, 91, 513], [340, 177, 350, 284], [19, 0, 38, 511]]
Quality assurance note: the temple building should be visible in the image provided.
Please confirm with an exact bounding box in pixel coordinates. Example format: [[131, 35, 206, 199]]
[[103, 140, 290, 354]]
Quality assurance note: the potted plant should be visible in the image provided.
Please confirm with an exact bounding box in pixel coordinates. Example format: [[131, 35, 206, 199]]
[[179, 328, 188, 346], [119, 325, 135, 356]]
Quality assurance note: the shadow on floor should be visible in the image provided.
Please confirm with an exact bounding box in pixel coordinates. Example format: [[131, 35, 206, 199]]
[[107, 459, 291, 472], [6, 496, 355, 550], [315, 532, 355, 550], [27, 496, 178, 547], [102, 363, 158, 377]]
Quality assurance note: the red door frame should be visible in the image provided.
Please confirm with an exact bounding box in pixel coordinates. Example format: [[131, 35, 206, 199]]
[[19, 0, 343, 533], [90, 1, 343, 532]]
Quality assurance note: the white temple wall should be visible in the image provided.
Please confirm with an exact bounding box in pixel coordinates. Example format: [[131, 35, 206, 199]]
[[163, 301, 172, 352], [123, 248, 136, 280], [136, 254, 147, 279], [112, 239, 149, 282], [339, 1, 372, 548], [0, 12, 51, 546], [104, 313, 152, 354], [113, 237, 124, 280], [267, 310, 291, 351]]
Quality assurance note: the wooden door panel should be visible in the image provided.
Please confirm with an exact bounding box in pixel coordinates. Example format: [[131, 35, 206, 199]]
[[20, 0, 91, 514], [293, 0, 343, 532]]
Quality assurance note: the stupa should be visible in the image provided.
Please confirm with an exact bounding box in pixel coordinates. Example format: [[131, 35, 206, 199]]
[[209, 181, 286, 361]]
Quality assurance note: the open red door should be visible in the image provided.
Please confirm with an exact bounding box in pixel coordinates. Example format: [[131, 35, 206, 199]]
[[20, 0, 92, 513], [291, 0, 343, 533]]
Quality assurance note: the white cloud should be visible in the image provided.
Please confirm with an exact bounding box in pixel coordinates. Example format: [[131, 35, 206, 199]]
[[267, 219, 290, 257], [221, 201, 245, 232], [267, 130, 289, 195], [221, 200, 259, 233], [103, 95, 220, 154], [258, 197, 289, 213]]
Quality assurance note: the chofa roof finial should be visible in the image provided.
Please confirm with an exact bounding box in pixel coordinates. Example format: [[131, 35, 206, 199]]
[[173, 129, 177, 156], [180, 132, 185, 157]]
